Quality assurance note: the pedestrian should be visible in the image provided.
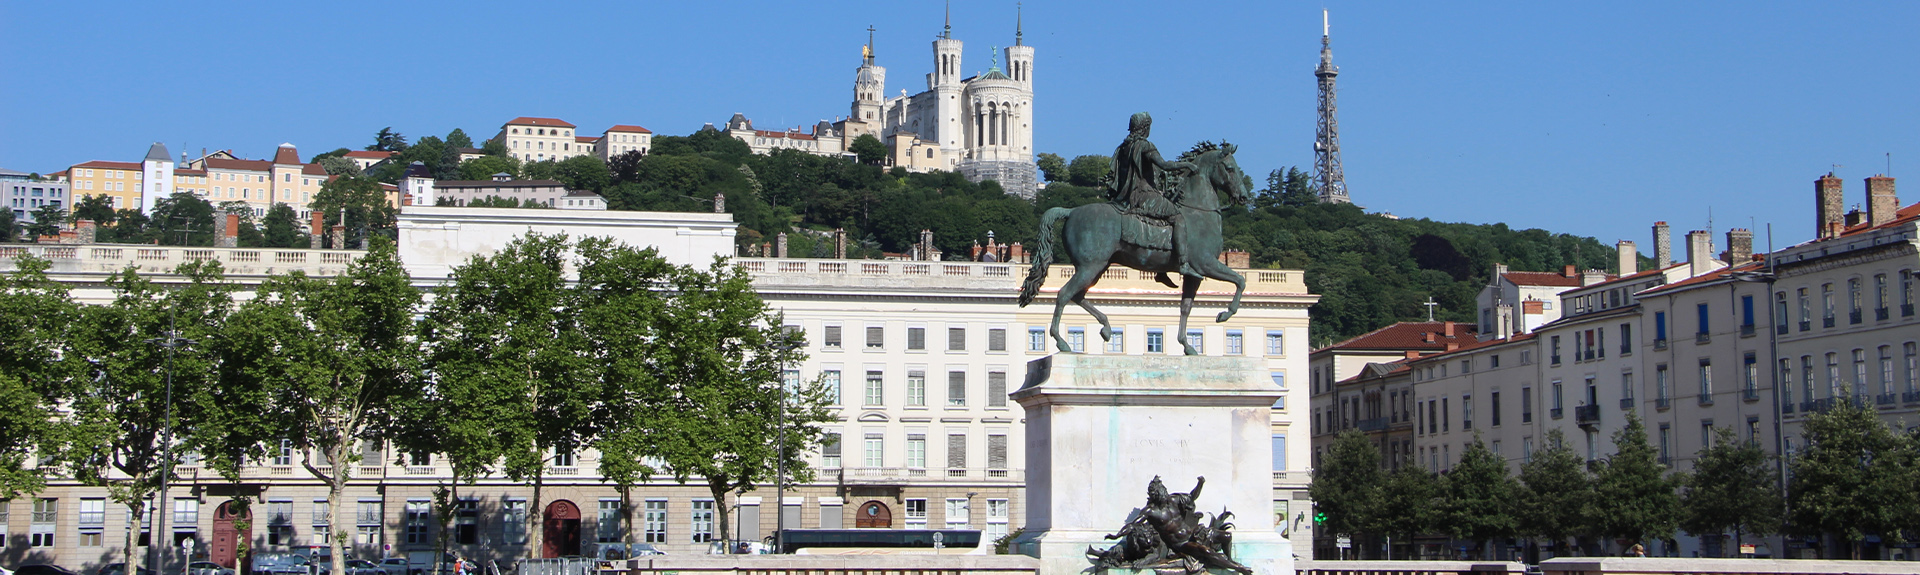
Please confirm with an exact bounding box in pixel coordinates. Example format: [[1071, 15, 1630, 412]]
[[1628, 543, 1646, 557]]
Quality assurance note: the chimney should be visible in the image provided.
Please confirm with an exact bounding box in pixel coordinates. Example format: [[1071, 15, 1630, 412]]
[[1219, 250, 1250, 268], [1686, 230, 1713, 277], [834, 228, 847, 259], [1009, 242, 1024, 263], [1867, 176, 1898, 227], [330, 222, 347, 250], [1495, 303, 1514, 340], [220, 213, 240, 248], [776, 232, 788, 258], [1817, 173, 1844, 239], [1653, 221, 1672, 266], [1404, 350, 1421, 359], [1492, 263, 1508, 285], [1617, 240, 1637, 276], [1844, 209, 1866, 228], [971, 240, 983, 261], [1562, 264, 1576, 278], [1423, 332, 1436, 344], [310, 211, 325, 249], [1725, 228, 1753, 265], [1443, 321, 1456, 338], [1582, 269, 1607, 287], [75, 219, 96, 244], [213, 210, 229, 242], [714, 191, 726, 213]]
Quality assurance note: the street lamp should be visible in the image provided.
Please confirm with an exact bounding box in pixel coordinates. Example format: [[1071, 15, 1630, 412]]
[[146, 316, 196, 574], [772, 337, 797, 554]]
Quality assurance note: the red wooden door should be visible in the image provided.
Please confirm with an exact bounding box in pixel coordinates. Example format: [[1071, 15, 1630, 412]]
[[212, 501, 252, 569], [542, 500, 581, 558], [854, 501, 891, 528]]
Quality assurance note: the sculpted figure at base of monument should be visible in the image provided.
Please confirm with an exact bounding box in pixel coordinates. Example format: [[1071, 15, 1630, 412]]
[[1086, 476, 1251, 574]]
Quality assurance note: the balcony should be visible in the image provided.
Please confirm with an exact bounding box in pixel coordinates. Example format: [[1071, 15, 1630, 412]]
[[1653, 339, 1668, 351], [1740, 324, 1756, 337], [1877, 308, 1891, 321], [1878, 393, 1898, 406], [1823, 317, 1835, 328], [1698, 394, 1714, 407], [1777, 324, 1790, 335], [1619, 397, 1636, 410], [1904, 303, 1915, 317], [1799, 320, 1812, 332], [1549, 407, 1564, 420], [1906, 390, 1920, 405], [840, 466, 1024, 484], [1574, 405, 1600, 427], [1849, 310, 1863, 325], [1742, 388, 1760, 402], [1696, 332, 1711, 344], [1781, 402, 1794, 415], [1655, 397, 1672, 410], [1357, 417, 1389, 432]]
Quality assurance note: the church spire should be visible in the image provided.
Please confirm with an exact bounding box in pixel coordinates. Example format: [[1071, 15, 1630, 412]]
[[943, 0, 952, 39], [1015, 2, 1023, 46], [864, 25, 875, 64]]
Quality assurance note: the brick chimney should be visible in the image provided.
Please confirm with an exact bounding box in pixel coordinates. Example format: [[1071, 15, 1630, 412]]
[[1817, 173, 1844, 239], [775, 232, 788, 258], [1562, 265, 1576, 278], [1617, 240, 1637, 275], [1009, 242, 1024, 263], [310, 211, 326, 249], [75, 219, 95, 244], [220, 213, 240, 248], [1582, 269, 1607, 287], [1725, 228, 1753, 265], [1686, 230, 1714, 277], [1219, 250, 1250, 268], [834, 228, 847, 259], [330, 222, 346, 250], [1423, 332, 1436, 344], [1867, 176, 1898, 227], [713, 191, 726, 213], [1443, 321, 1456, 338], [1653, 221, 1672, 267], [1844, 209, 1866, 228]]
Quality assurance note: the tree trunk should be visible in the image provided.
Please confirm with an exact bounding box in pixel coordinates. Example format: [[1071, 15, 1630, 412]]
[[526, 468, 544, 561], [620, 487, 634, 550], [707, 479, 731, 553], [327, 447, 347, 575], [124, 498, 142, 575], [436, 482, 457, 575]]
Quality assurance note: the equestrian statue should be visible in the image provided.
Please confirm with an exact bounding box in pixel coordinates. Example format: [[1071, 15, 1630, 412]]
[[1018, 112, 1251, 355]]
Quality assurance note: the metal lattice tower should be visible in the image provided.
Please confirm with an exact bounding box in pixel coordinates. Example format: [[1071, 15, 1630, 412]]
[[1314, 9, 1350, 204]]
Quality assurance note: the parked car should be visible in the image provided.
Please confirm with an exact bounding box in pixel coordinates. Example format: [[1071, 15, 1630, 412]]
[[186, 561, 234, 575], [376, 559, 410, 575], [16, 566, 81, 575], [250, 553, 315, 575], [94, 564, 157, 575], [343, 560, 385, 575]]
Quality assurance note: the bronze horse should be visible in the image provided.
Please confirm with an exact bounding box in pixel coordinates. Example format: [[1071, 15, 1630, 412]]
[[1017, 142, 1251, 355]]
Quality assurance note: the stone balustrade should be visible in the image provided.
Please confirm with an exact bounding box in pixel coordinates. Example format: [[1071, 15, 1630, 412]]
[[0, 243, 362, 278], [618, 554, 1038, 575], [1295, 560, 1526, 575], [1539, 557, 1920, 575]]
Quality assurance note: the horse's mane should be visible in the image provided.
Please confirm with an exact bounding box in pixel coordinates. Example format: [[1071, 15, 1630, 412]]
[[1160, 140, 1232, 202], [1177, 140, 1229, 162]]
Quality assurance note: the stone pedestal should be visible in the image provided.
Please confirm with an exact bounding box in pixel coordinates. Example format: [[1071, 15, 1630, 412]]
[[1010, 354, 1292, 575]]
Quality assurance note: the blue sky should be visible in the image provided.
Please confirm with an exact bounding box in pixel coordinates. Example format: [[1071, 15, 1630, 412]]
[[3, 1, 1917, 247]]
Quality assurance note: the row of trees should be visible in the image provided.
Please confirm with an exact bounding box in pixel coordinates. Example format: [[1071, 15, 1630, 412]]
[[1313, 405, 1920, 560], [0, 233, 833, 575]]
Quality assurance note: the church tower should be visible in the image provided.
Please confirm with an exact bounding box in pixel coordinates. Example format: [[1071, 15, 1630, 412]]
[[1002, 5, 1035, 160], [851, 26, 886, 127], [932, 3, 965, 157]]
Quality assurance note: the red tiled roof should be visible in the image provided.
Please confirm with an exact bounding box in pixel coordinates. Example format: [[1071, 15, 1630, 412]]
[[203, 158, 272, 171], [506, 117, 576, 128], [1314, 321, 1477, 353], [302, 164, 328, 176], [272, 145, 301, 165], [344, 151, 394, 159], [576, 136, 597, 143], [1502, 271, 1584, 287], [173, 169, 207, 176], [1830, 201, 1920, 240], [1637, 261, 1769, 296], [754, 130, 816, 141], [605, 124, 652, 134], [1564, 263, 1687, 293], [1406, 333, 1537, 365], [72, 160, 142, 170], [1335, 359, 1414, 385]]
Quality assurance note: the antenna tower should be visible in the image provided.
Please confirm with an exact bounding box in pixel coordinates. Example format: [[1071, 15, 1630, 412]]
[[1314, 9, 1350, 204]]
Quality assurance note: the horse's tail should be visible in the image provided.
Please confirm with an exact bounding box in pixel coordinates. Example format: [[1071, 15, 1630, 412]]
[[1018, 207, 1072, 307]]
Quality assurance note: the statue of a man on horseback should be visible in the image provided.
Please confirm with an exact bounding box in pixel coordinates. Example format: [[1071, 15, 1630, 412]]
[[1019, 113, 1252, 355]]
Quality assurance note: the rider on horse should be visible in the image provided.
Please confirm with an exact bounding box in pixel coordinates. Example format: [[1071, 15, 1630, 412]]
[[1108, 112, 1199, 283]]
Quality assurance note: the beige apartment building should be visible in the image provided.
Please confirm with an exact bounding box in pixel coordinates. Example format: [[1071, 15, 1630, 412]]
[[595, 125, 653, 160], [65, 160, 145, 210], [494, 117, 586, 163]]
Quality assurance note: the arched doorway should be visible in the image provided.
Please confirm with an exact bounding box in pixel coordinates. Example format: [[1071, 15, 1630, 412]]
[[211, 501, 252, 569], [854, 501, 891, 528], [542, 500, 581, 558]]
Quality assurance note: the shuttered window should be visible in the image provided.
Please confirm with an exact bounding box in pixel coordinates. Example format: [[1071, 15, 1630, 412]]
[[949, 327, 966, 351], [947, 434, 967, 474], [908, 327, 925, 350], [988, 328, 1006, 351], [866, 327, 884, 348], [988, 435, 1008, 470], [824, 326, 842, 347], [987, 371, 1008, 407], [948, 371, 967, 406]]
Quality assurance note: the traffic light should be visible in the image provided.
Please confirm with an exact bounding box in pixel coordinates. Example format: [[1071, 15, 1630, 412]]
[[1312, 505, 1326, 525]]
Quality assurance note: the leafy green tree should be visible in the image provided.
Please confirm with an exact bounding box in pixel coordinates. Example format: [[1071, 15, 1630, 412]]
[[1591, 412, 1679, 552], [317, 156, 364, 178], [849, 134, 886, 165], [216, 201, 264, 247], [110, 208, 154, 245], [310, 148, 353, 162], [368, 127, 408, 152], [1375, 465, 1443, 557], [556, 155, 612, 192], [1066, 154, 1112, 188], [1035, 152, 1067, 183], [445, 128, 474, 150], [260, 203, 306, 248], [0, 256, 81, 499], [1443, 438, 1520, 558], [645, 257, 831, 552], [309, 177, 398, 248], [1257, 167, 1317, 208], [73, 193, 118, 226], [25, 204, 65, 238], [459, 156, 521, 181], [150, 192, 216, 246], [523, 160, 559, 181], [1309, 430, 1383, 544], [606, 150, 645, 184], [215, 238, 419, 575], [480, 138, 510, 157], [1518, 429, 1596, 554], [462, 196, 552, 209], [1788, 397, 1919, 558], [1679, 427, 1781, 556], [0, 209, 16, 242], [64, 260, 231, 575], [573, 238, 677, 548], [420, 233, 598, 559]]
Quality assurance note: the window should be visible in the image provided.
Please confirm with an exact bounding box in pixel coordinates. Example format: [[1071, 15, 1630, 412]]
[[1903, 272, 1915, 316], [945, 499, 970, 528], [948, 371, 967, 406], [907, 434, 927, 469], [1656, 364, 1670, 402], [1822, 283, 1835, 327], [864, 433, 884, 467], [1523, 437, 1534, 464], [312, 499, 332, 545], [904, 499, 928, 527], [1776, 292, 1790, 334], [1462, 359, 1472, 374], [79, 498, 104, 547], [986, 499, 1010, 542], [1108, 328, 1125, 353], [405, 499, 431, 544], [1745, 353, 1759, 397], [1827, 352, 1841, 397], [866, 326, 885, 349], [1621, 371, 1636, 402], [1849, 278, 1863, 323], [644, 501, 668, 543], [1270, 373, 1287, 409], [274, 439, 293, 466], [824, 325, 842, 348], [947, 434, 968, 475], [1441, 397, 1449, 432], [1147, 329, 1164, 353], [360, 499, 387, 546], [1853, 349, 1868, 395], [1801, 355, 1816, 403], [553, 449, 575, 468], [1028, 328, 1045, 351], [907, 371, 926, 406], [1427, 400, 1436, 434], [988, 434, 1008, 473], [1798, 288, 1812, 330], [31, 498, 56, 547], [1780, 359, 1795, 406], [1701, 421, 1716, 451], [1906, 343, 1918, 393], [865, 371, 884, 406], [1551, 335, 1562, 364], [1655, 311, 1668, 342], [949, 327, 966, 351], [1188, 329, 1204, 354], [1697, 303, 1710, 335], [823, 370, 842, 405], [176, 498, 199, 532], [822, 433, 841, 468], [598, 500, 622, 543], [988, 371, 1008, 407], [1698, 359, 1714, 401], [1741, 295, 1755, 328], [1490, 391, 1501, 426], [690, 500, 714, 543], [1267, 330, 1285, 355], [1491, 354, 1501, 368], [1521, 387, 1533, 423], [989, 328, 1006, 351], [908, 327, 926, 350], [1226, 330, 1243, 355], [1553, 380, 1564, 411], [1462, 394, 1473, 429]]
